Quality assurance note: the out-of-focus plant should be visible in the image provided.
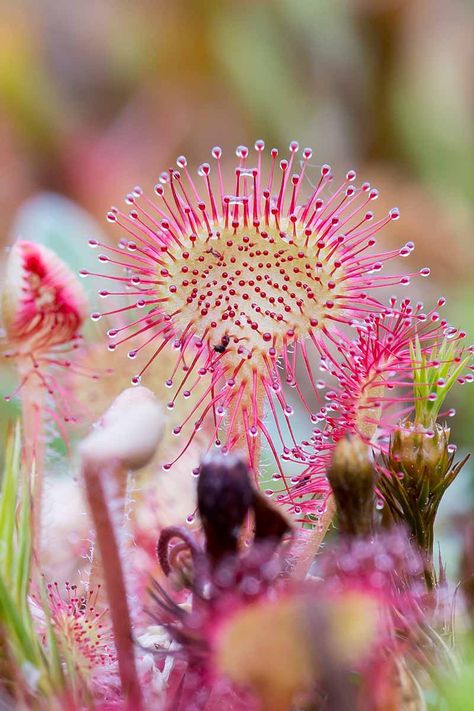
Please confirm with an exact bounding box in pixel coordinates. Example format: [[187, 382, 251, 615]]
[[0, 425, 64, 704], [380, 336, 472, 586]]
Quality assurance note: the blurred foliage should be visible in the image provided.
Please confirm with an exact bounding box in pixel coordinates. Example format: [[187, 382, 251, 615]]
[[428, 634, 474, 710], [0, 425, 65, 700]]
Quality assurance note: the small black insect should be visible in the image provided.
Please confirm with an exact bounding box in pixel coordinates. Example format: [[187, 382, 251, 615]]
[[213, 335, 230, 353], [206, 247, 223, 260]]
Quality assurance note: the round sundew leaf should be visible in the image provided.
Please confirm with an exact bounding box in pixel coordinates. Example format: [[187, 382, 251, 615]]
[[86, 140, 429, 502]]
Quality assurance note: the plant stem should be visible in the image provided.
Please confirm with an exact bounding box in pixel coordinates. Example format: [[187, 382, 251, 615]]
[[293, 496, 335, 580], [83, 461, 143, 711], [88, 473, 128, 602], [18, 360, 45, 552]]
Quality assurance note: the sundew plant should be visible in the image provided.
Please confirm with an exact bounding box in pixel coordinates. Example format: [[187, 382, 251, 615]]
[[0, 140, 473, 711]]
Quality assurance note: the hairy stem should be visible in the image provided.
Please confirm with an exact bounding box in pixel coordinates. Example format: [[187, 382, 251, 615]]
[[18, 361, 45, 552], [88, 473, 128, 602], [293, 496, 336, 580]]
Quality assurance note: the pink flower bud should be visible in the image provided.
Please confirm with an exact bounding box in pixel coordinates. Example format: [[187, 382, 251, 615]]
[[1, 240, 86, 353]]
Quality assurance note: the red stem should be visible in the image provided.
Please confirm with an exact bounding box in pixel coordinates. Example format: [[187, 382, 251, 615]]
[[83, 461, 143, 710]]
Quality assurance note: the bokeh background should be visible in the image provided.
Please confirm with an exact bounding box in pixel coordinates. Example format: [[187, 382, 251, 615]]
[[0, 0, 473, 523]]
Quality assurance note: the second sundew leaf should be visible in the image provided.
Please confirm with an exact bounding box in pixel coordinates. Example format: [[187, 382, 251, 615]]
[[410, 336, 472, 428]]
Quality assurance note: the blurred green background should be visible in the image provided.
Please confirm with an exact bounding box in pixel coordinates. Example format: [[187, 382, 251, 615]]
[[0, 1, 472, 458]]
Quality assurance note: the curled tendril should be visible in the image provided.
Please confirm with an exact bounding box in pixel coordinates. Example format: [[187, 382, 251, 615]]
[[156, 526, 203, 578]]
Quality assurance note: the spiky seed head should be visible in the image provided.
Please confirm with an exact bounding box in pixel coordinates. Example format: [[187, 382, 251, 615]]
[[328, 436, 376, 536], [388, 421, 451, 488]]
